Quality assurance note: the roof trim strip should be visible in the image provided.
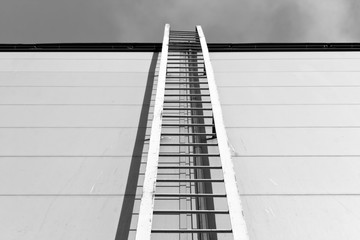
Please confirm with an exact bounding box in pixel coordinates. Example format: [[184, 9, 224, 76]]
[[1, 43, 360, 52]]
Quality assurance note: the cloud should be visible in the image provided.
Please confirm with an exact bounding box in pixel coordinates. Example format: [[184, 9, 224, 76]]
[[112, 0, 357, 42], [0, 0, 119, 43], [342, 0, 360, 41]]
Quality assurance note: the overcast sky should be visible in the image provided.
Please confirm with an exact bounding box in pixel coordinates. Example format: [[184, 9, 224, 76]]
[[0, 0, 359, 43]]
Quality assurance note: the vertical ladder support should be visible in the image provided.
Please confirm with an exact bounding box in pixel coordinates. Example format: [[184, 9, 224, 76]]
[[196, 25, 250, 240], [135, 24, 170, 240]]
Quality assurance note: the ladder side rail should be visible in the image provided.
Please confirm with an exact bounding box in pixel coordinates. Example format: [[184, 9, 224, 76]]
[[135, 23, 170, 240], [196, 25, 250, 240]]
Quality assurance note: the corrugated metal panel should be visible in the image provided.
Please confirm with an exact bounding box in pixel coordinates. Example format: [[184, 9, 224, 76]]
[[211, 52, 360, 240]]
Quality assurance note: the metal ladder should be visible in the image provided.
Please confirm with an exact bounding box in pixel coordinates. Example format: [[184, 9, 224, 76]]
[[135, 24, 249, 240]]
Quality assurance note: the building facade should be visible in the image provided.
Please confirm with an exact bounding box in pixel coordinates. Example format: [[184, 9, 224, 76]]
[[1, 27, 360, 239]]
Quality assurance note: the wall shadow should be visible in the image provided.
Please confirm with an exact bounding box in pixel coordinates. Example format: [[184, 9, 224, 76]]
[[115, 52, 158, 240]]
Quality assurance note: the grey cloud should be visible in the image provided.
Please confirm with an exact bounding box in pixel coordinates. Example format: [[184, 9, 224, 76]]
[[0, 0, 119, 43], [342, 0, 360, 41], [0, 0, 358, 43]]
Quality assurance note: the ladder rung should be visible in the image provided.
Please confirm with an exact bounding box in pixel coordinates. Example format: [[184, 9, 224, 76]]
[[161, 133, 216, 136], [152, 229, 232, 233], [165, 83, 208, 85], [169, 34, 199, 37], [168, 48, 201, 50], [168, 50, 202, 52], [164, 101, 211, 103], [162, 123, 214, 126], [167, 70, 205, 72], [164, 94, 210, 97], [169, 48, 202, 50], [167, 72, 206, 74], [164, 88, 209, 90], [157, 179, 224, 182], [168, 42, 200, 44], [170, 30, 197, 32], [169, 35, 199, 37], [169, 32, 198, 34], [168, 47, 201, 49], [167, 63, 204, 66], [168, 43, 201, 46], [169, 34, 197, 36], [168, 39, 199, 41], [167, 62, 205, 64], [158, 165, 222, 169], [155, 193, 227, 198], [160, 143, 218, 146], [159, 153, 220, 157], [169, 45, 201, 47], [168, 51, 202, 53], [169, 39, 199, 41], [169, 42, 199, 44], [169, 38, 200, 41], [169, 37, 198, 39], [166, 58, 202, 60], [169, 36, 199, 38], [167, 67, 204, 69], [167, 54, 202, 56], [167, 58, 204, 60], [165, 82, 208, 84], [170, 34, 197, 36], [167, 64, 205, 68], [170, 33, 198, 35], [162, 115, 213, 118], [167, 62, 204, 64], [163, 108, 212, 110], [166, 64, 204, 66], [153, 210, 229, 214], [167, 56, 202, 58], [169, 35, 198, 37], [170, 30, 196, 32], [166, 76, 207, 78]]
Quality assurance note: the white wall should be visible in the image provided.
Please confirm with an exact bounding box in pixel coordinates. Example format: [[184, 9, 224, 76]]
[[0, 52, 156, 240], [211, 52, 360, 240]]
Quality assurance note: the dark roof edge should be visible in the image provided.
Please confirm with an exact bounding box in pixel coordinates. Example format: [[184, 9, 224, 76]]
[[1, 42, 360, 52], [209, 43, 360, 52]]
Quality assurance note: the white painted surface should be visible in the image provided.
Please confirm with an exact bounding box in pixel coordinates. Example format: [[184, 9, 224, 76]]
[[0, 157, 132, 194], [212, 58, 360, 72], [227, 125, 360, 156], [222, 105, 360, 127], [198, 26, 249, 240], [135, 24, 169, 240], [241, 196, 360, 240], [0, 59, 153, 72], [0, 52, 155, 59], [233, 157, 360, 194], [0, 72, 151, 86], [0, 52, 154, 239], [210, 52, 360, 60], [218, 87, 360, 105], [0, 105, 143, 127], [0, 128, 139, 156], [212, 52, 360, 240], [3, 48, 359, 239], [0, 197, 124, 240], [212, 72, 360, 87], [0, 86, 147, 104]]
